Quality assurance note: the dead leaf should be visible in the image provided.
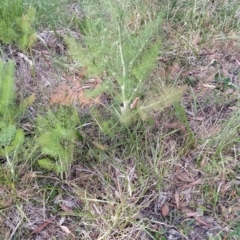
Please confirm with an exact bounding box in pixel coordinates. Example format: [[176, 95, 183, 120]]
[[202, 84, 216, 89], [190, 116, 205, 121], [221, 183, 230, 196], [230, 189, 236, 197], [168, 62, 181, 79], [228, 106, 237, 111], [186, 211, 200, 217], [234, 57, 240, 65], [22, 171, 37, 183], [195, 216, 210, 226], [219, 203, 229, 220], [200, 157, 208, 167], [223, 234, 230, 240], [182, 178, 202, 189], [60, 225, 75, 239], [174, 191, 180, 209], [178, 201, 189, 208], [161, 204, 169, 217], [176, 171, 194, 182], [207, 125, 221, 136], [31, 217, 54, 235], [59, 203, 73, 213], [163, 122, 187, 134], [60, 225, 71, 234], [130, 97, 139, 109], [181, 208, 200, 217], [189, 178, 202, 186], [154, 192, 168, 212], [18, 52, 33, 66], [41, 50, 50, 55]]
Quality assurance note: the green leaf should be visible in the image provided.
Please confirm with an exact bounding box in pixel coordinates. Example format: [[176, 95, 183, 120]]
[[0, 61, 15, 116], [36, 107, 80, 178], [37, 132, 63, 157], [0, 124, 16, 147], [132, 40, 161, 81], [18, 94, 35, 116], [38, 158, 63, 173], [138, 86, 187, 121], [0, 129, 24, 156]]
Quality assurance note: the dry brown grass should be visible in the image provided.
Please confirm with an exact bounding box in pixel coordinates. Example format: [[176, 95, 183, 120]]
[[50, 73, 101, 107]]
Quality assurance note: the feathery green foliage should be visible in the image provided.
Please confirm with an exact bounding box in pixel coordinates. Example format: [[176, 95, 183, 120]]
[[36, 107, 80, 179], [0, 61, 24, 157], [0, 61, 35, 120], [173, 102, 195, 154], [0, 0, 36, 50], [0, 60, 34, 176], [0, 61, 15, 116], [65, 0, 185, 127]]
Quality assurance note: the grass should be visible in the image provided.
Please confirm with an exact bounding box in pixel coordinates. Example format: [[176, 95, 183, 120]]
[[0, 0, 240, 239], [24, 0, 74, 29]]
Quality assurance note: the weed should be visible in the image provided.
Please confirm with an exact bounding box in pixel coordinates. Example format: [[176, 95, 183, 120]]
[[26, 0, 72, 29], [0, 0, 36, 50], [36, 106, 81, 179], [174, 102, 195, 154], [0, 60, 34, 178], [63, 0, 185, 128]]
